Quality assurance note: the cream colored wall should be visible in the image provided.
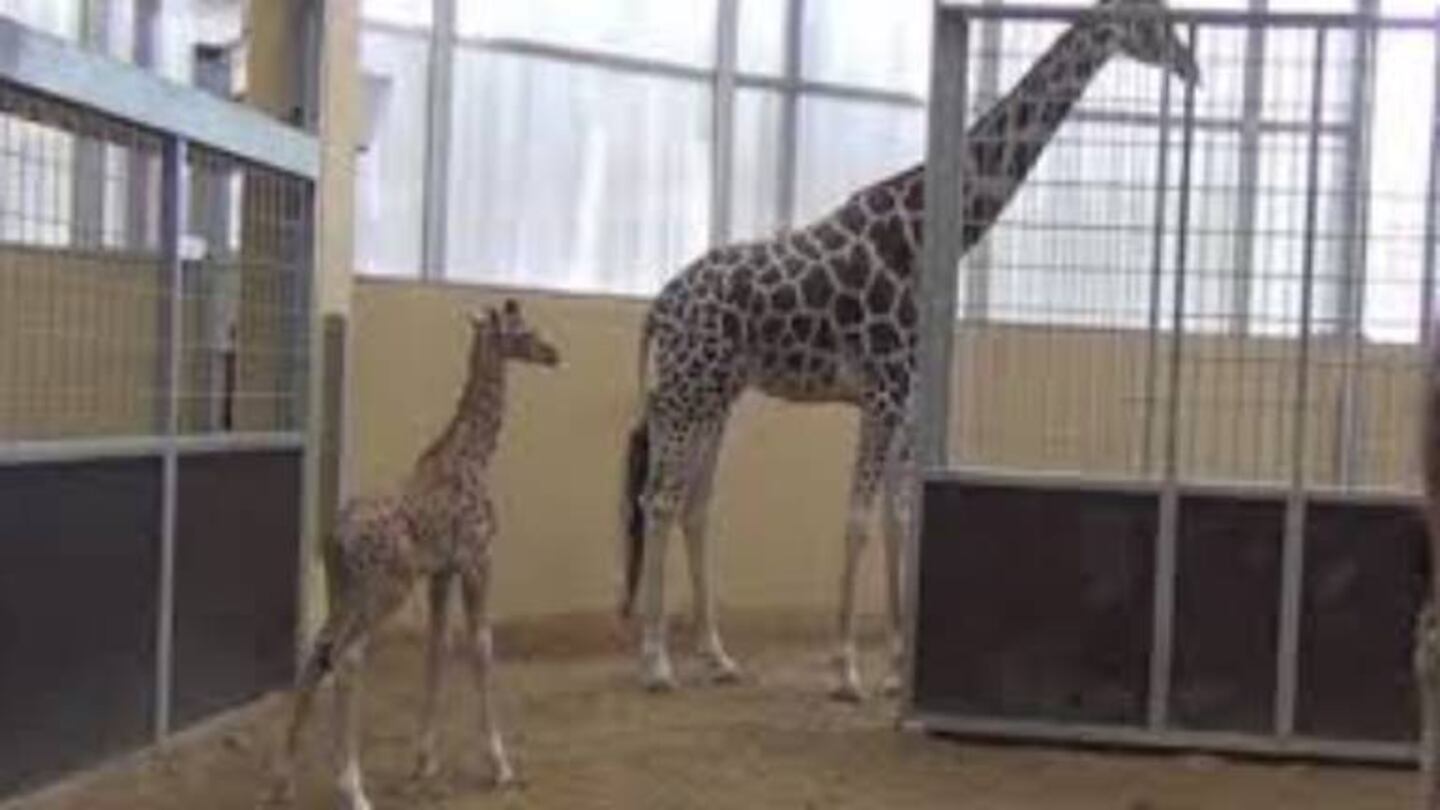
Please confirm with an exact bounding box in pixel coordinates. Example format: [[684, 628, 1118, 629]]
[[350, 280, 880, 623], [350, 279, 1425, 627]]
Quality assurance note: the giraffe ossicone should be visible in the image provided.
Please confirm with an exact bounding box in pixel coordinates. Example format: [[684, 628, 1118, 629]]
[[268, 298, 559, 808], [619, 0, 1199, 699]]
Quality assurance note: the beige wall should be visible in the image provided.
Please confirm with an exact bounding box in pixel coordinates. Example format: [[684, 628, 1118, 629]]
[[350, 280, 881, 624], [349, 279, 1426, 627]]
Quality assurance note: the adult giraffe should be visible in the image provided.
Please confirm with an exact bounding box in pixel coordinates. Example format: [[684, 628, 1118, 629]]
[[621, 0, 1200, 698]]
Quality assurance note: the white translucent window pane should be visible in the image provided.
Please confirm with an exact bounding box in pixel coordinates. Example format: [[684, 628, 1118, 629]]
[[447, 49, 712, 296], [363, 0, 432, 28], [801, 0, 930, 96], [461, 0, 719, 68], [793, 97, 923, 223], [984, 122, 1163, 328], [0, 116, 75, 247], [0, 0, 80, 39], [1258, 25, 1353, 128], [355, 30, 429, 277], [731, 89, 783, 241], [738, 0, 785, 76], [1249, 134, 1345, 337], [1365, 28, 1432, 343], [1178, 130, 1241, 334]]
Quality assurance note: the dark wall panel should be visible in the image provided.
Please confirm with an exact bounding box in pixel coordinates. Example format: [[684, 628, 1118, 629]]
[[1170, 494, 1283, 733], [1297, 500, 1426, 741], [914, 482, 1157, 726], [0, 459, 160, 796], [172, 450, 301, 730]]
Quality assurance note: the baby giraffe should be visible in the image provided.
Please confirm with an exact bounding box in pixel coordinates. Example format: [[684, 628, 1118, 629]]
[[270, 299, 559, 809]]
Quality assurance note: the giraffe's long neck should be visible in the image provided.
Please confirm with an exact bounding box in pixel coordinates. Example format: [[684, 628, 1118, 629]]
[[878, 19, 1120, 250], [419, 336, 506, 472]]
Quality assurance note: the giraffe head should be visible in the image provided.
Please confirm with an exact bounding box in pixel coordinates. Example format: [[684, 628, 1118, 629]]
[[1094, 0, 1201, 86], [469, 298, 561, 368]]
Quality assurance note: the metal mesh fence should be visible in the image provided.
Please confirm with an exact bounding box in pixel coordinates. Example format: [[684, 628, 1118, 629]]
[[0, 84, 312, 443], [946, 14, 1431, 495]]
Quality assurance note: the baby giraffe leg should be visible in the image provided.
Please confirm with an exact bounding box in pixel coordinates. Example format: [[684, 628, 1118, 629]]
[[414, 572, 454, 781], [462, 563, 516, 787], [333, 640, 372, 810]]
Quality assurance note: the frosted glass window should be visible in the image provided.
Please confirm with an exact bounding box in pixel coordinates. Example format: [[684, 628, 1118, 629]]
[[984, 122, 1163, 328], [793, 96, 923, 223], [801, 0, 930, 96], [363, 0, 431, 28], [355, 30, 429, 277], [0, 116, 75, 247], [461, 0, 719, 68], [738, 0, 786, 76], [1364, 28, 1432, 343], [0, 0, 80, 40], [731, 89, 783, 242], [446, 49, 712, 296]]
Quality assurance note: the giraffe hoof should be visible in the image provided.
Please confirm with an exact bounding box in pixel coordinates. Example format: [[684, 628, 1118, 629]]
[[492, 764, 521, 790], [262, 771, 296, 807], [879, 673, 904, 698], [642, 672, 678, 693], [830, 680, 866, 704], [411, 751, 442, 782]]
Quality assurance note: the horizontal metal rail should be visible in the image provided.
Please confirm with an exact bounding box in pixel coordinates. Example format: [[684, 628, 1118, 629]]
[[0, 432, 307, 466], [0, 15, 318, 179], [940, 2, 1436, 31]]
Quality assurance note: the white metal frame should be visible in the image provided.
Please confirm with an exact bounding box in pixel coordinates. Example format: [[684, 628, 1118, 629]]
[[0, 16, 320, 742], [903, 1, 1440, 763]]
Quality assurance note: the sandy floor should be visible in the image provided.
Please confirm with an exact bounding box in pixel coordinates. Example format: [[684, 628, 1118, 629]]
[[21, 620, 1418, 810]]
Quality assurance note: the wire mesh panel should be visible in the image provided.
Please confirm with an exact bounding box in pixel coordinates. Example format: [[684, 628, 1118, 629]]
[[183, 148, 311, 435], [945, 13, 1430, 497], [0, 83, 166, 441]]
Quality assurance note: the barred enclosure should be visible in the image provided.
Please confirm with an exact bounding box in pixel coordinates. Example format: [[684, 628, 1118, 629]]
[[908, 3, 1438, 761], [0, 18, 317, 799]]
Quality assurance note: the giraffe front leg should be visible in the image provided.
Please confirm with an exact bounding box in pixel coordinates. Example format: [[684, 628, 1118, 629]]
[[879, 427, 916, 699], [413, 572, 453, 782], [832, 411, 887, 703], [461, 563, 516, 788], [333, 640, 373, 810], [638, 488, 679, 692]]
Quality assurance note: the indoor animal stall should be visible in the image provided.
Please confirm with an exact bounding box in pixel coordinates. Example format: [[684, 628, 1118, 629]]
[[908, 1, 1438, 762], [0, 17, 317, 798]]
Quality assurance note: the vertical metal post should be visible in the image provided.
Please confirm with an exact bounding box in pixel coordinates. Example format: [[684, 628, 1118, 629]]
[[1420, 11, 1440, 355], [1334, 1, 1378, 486], [1229, 0, 1266, 336], [777, 0, 805, 228], [71, 0, 109, 249], [903, 6, 969, 716], [1147, 23, 1199, 731], [1139, 66, 1174, 476], [1276, 26, 1328, 739], [420, 0, 457, 280], [127, 0, 160, 251], [155, 136, 188, 741], [710, 0, 740, 246]]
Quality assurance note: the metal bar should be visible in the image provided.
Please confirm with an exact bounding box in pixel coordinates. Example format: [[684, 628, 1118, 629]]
[[1139, 62, 1175, 476], [1148, 23, 1201, 732], [909, 712, 1417, 765], [0, 16, 319, 179], [1230, 4, 1267, 336], [904, 6, 971, 716], [777, 0, 805, 228], [961, 0, 1003, 323], [70, 0, 109, 250], [1334, 0, 1378, 487], [939, 3, 1431, 30], [420, 0, 456, 280], [1421, 10, 1440, 350], [710, 0, 739, 246], [1275, 26, 1329, 739], [154, 136, 189, 741]]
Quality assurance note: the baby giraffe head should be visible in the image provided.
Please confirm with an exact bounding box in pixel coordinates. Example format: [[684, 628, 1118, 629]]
[[468, 298, 561, 369]]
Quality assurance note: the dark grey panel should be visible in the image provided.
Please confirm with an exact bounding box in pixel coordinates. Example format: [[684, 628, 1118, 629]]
[[1170, 494, 1283, 733], [0, 459, 161, 797], [1297, 500, 1427, 741], [914, 481, 1157, 726], [171, 450, 301, 729]]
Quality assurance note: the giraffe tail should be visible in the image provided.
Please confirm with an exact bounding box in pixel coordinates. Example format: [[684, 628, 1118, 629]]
[[619, 316, 656, 620]]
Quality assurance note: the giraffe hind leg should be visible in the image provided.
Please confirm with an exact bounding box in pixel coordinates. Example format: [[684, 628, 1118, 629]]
[[681, 418, 741, 684]]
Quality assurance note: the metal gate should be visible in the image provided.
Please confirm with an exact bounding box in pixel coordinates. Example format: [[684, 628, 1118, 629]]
[[0, 19, 317, 796], [905, 3, 1438, 762]]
